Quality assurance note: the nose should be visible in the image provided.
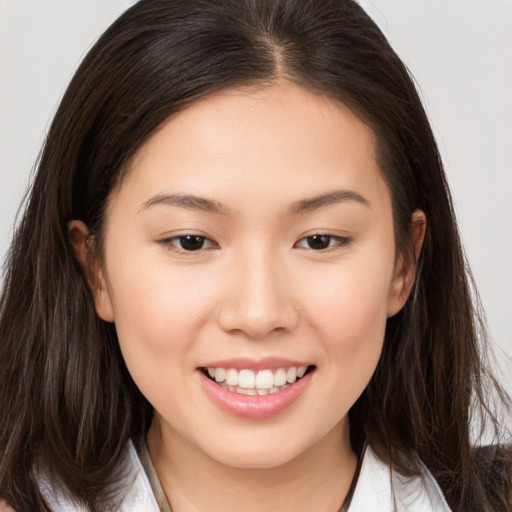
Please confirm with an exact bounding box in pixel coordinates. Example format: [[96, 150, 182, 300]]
[[216, 249, 299, 339]]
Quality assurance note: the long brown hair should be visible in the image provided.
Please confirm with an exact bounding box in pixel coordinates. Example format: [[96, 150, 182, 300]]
[[1, 0, 510, 510]]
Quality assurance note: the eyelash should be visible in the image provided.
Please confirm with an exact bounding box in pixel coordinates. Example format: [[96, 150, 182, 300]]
[[159, 233, 352, 254], [160, 234, 217, 254], [294, 233, 352, 252]]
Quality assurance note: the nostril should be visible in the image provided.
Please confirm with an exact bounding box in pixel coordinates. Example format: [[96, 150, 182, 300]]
[[216, 289, 299, 339]]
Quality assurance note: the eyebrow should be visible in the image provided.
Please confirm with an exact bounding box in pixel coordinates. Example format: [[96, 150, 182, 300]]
[[139, 189, 369, 215], [140, 193, 231, 215], [289, 190, 370, 213]]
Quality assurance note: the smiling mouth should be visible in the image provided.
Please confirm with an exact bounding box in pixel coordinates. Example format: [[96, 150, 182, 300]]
[[200, 365, 316, 396]]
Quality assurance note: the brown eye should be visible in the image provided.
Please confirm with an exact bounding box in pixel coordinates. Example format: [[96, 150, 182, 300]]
[[305, 235, 332, 250], [178, 235, 207, 251], [161, 234, 216, 253], [295, 234, 352, 251]]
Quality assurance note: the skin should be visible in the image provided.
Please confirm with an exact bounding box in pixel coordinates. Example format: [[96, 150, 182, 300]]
[[70, 81, 425, 512]]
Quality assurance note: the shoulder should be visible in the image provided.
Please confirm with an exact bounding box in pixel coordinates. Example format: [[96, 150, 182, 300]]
[[473, 444, 512, 509], [348, 445, 452, 511], [35, 441, 161, 512]]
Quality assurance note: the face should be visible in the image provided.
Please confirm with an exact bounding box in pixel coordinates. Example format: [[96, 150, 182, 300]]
[[78, 82, 418, 469]]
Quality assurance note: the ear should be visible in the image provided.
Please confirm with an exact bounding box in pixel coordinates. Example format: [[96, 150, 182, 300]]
[[68, 220, 115, 322], [387, 210, 427, 317]]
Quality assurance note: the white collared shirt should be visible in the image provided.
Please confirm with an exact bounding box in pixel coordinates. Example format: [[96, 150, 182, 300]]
[[38, 440, 451, 511], [348, 445, 451, 511]]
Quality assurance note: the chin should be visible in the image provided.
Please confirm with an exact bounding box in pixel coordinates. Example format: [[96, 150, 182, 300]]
[[196, 428, 317, 470], [210, 448, 299, 470]]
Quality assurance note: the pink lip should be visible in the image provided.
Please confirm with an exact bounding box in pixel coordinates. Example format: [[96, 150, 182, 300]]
[[198, 369, 313, 420], [200, 357, 312, 371]]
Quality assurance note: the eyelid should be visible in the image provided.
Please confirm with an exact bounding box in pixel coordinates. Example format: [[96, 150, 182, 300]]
[[158, 232, 218, 254], [294, 232, 353, 251], [156, 231, 351, 254]]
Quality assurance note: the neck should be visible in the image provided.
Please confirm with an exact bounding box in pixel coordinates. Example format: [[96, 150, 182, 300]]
[[147, 415, 358, 512]]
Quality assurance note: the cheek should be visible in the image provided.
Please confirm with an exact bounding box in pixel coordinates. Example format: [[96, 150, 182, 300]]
[[300, 252, 394, 387], [305, 256, 392, 334], [104, 245, 218, 365], [104, 254, 223, 420]]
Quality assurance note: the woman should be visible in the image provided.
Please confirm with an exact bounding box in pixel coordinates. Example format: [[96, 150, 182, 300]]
[[0, 0, 510, 510]]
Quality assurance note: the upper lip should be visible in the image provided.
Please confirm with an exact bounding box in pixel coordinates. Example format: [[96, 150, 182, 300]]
[[199, 357, 313, 371]]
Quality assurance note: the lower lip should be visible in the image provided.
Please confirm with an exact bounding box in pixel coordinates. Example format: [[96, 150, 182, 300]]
[[198, 370, 313, 420]]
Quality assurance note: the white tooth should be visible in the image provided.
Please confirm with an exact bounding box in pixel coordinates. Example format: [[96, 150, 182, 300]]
[[219, 381, 229, 389], [257, 389, 269, 396], [274, 368, 287, 387], [226, 368, 239, 386], [208, 368, 215, 378], [255, 369, 274, 389], [238, 369, 256, 389], [286, 367, 297, 383], [269, 387, 280, 394], [228, 385, 236, 392], [235, 387, 258, 396], [255, 369, 273, 389], [214, 368, 226, 383], [297, 366, 307, 378]]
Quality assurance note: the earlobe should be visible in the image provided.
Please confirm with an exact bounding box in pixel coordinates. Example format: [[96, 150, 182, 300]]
[[387, 210, 427, 317], [68, 220, 115, 322]]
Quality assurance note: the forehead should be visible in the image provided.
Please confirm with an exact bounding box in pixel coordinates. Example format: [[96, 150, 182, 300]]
[[113, 81, 389, 217]]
